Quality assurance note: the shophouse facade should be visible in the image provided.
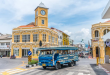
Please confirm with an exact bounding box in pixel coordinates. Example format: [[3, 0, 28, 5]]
[[91, 21, 110, 60], [11, 2, 58, 58], [0, 34, 12, 57], [51, 27, 63, 46], [62, 33, 69, 45]]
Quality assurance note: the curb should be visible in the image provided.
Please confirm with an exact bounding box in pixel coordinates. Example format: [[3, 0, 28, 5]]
[[100, 65, 110, 75], [26, 63, 38, 68]]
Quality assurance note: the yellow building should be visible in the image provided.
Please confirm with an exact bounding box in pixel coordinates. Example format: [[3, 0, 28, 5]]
[[62, 33, 69, 45], [11, 2, 58, 58], [91, 20, 110, 61]]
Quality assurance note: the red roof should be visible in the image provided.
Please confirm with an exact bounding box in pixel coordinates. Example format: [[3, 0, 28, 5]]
[[18, 22, 35, 28], [51, 27, 70, 36], [105, 20, 110, 23], [18, 25, 35, 28]]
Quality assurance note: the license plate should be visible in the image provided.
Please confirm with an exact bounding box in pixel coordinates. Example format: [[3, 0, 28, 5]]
[[42, 64, 46, 66]]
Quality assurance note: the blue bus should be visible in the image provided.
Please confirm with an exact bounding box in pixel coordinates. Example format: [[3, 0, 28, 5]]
[[37, 47, 79, 70]]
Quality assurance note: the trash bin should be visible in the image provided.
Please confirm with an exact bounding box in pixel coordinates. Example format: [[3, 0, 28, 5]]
[[105, 55, 109, 63]]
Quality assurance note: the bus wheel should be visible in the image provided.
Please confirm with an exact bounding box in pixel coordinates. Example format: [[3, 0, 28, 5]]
[[73, 61, 76, 66], [43, 66, 46, 69], [68, 62, 73, 67], [55, 63, 59, 70], [58, 63, 61, 69], [61, 64, 63, 68]]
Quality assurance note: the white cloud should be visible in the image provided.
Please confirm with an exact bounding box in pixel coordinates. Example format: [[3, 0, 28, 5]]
[[64, 30, 72, 35], [0, 0, 109, 21], [63, 28, 91, 44], [0, 0, 109, 45]]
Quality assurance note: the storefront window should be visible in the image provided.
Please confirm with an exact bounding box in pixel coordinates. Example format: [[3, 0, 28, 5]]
[[42, 34, 46, 42], [13, 49, 19, 56], [14, 35, 20, 42], [33, 48, 38, 56], [22, 35, 30, 42], [33, 34, 39, 42]]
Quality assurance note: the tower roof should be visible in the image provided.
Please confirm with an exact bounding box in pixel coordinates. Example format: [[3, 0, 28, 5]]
[[35, 2, 48, 10]]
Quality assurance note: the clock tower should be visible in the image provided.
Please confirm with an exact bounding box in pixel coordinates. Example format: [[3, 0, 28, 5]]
[[35, 2, 49, 27]]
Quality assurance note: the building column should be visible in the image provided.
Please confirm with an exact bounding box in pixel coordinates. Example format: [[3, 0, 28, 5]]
[[20, 34, 22, 42], [11, 45, 13, 56], [30, 33, 33, 42], [19, 45, 22, 58], [93, 46, 96, 58], [30, 45, 33, 58]]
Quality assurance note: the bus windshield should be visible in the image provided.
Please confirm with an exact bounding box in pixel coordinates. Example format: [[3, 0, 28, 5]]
[[40, 50, 54, 56]]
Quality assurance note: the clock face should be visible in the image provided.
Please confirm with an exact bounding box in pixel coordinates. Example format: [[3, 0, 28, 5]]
[[36, 11, 38, 16], [40, 10, 45, 15]]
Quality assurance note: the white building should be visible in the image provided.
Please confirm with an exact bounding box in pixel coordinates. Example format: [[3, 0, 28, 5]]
[[51, 27, 63, 46], [69, 39, 74, 46], [0, 34, 12, 57], [76, 43, 85, 48], [102, 0, 110, 19]]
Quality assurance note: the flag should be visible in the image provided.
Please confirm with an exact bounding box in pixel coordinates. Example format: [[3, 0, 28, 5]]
[[88, 40, 90, 49]]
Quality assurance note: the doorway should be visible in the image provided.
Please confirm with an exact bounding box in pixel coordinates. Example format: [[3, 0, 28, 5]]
[[22, 49, 30, 57], [96, 47, 100, 57]]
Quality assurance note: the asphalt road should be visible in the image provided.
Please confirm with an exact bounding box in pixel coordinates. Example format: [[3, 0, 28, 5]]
[[0, 58, 28, 69], [11, 58, 107, 75]]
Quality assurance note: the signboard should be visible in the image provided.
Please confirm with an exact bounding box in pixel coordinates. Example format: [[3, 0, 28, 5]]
[[28, 51, 32, 56], [28, 56, 32, 62]]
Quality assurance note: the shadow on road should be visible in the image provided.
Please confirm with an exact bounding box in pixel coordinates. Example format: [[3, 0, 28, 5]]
[[37, 64, 77, 71], [90, 64, 107, 75]]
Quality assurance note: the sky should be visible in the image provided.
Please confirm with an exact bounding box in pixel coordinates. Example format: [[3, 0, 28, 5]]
[[0, 0, 109, 45]]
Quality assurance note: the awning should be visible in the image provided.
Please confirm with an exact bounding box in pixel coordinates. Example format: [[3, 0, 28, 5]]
[[37, 47, 78, 51], [0, 49, 10, 51]]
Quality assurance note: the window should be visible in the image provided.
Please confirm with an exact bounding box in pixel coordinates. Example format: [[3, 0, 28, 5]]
[[33, 34, 39, 42], [42, 34, 46, 42], [42, 20, 44, 24], [36, 11, 38, 16], [103, 29, 109, 35], [22, 35, 30, 42], [56, 38, 57, 44], [14, 35, 20, 42], [13, 49, 19, 56], [52, 37, 54, 43], [33, 48, 38, 56], [95, 30, 99, 37], [48, 35, 51, 42], [60, 36, 62, 39], [1, 43, 5, 45], [6, 42, 10, 45]]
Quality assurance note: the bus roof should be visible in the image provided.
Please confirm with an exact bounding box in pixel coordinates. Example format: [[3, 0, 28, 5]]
[[37, 47, 78, 51]]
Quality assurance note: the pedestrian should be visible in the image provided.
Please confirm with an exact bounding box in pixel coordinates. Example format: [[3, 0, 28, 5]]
[[1, 54, 2, 58]]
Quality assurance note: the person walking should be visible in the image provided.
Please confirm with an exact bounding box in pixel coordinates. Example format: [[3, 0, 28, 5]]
[[1, 54, 2, 58]]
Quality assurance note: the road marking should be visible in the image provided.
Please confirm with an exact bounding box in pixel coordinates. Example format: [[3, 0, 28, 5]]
[[78, 73, 83, 75], [66, 72, 74, 75], [46, 71, 57, 75]]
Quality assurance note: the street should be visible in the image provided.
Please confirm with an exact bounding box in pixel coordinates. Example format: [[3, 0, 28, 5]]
[[0, 58, 107, 75]]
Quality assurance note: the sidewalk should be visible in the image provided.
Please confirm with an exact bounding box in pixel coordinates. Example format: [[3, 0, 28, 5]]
[[101, 64, 110, 72]]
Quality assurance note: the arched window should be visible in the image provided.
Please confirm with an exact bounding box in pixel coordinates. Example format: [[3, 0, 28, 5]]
[[103, 29, 109, 35], [95, 30, 99, 37]]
